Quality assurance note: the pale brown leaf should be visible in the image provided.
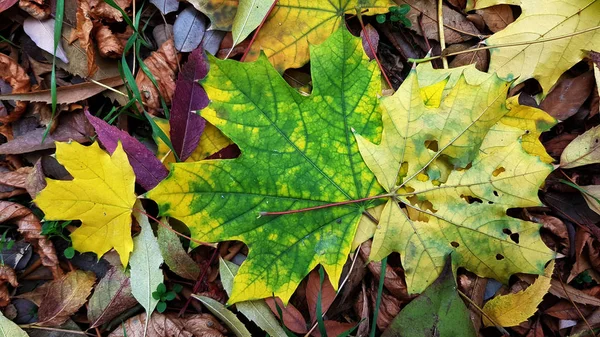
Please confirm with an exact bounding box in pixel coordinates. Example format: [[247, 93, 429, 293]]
[[0, 167, 32, 189], [476, 4, 514, 33], [0, 53, 31, 125], [38, 270, 96, 326], [19, 0, 50, 19], [107, 312, 227, 337], [0, 265, 17, 306]]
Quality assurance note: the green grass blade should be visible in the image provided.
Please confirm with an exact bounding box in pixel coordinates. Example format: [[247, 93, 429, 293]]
[[370, 257, 387, 337], [42, 0, 65, 143]]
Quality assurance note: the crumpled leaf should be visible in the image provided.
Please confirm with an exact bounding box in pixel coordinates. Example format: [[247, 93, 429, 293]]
[[478, 0, 600, 95], [560, 125, 600, 168], [354, 63, 556, 294], [89, 0, 131, 22], [34, 141, 136, 267], [37, 270, 96, 326], [107, 312, 227, 337], [23, 17, 69, 63], [73, 0, 97, 76], [482, 261, 554, 327], [170, 47, 208, 161], [130, 202, 164, 332], [192, 295, 251, 337], [88, 266, 138, 328], [228, 0, 275, 52], [187, 0, 238, 31], [0, 311, 28, 337], [0, 265, 17, 307], [219, 259, 287, 337], [135, 38, 179, 114], [0, 53, 31, 125], [150, 0, 178, 14], [147, 27, 384, 303], [19, 0, 50, 19], [245, 0, 393, 72], [85, 110, 169, 190], [95, 25, 133, 59], [154, 117, 232, 165], [157, 222, 201, 280], [381, 257, 476, 337], [173, 6, 207, 53], [0, 201, 61, 278]]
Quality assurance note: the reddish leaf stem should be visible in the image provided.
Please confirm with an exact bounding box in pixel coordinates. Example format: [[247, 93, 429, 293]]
[[240, 0, 279, 62], [356, 10, 394, 90], [179, 246, 220, 316], [259, 194, 391, 216]]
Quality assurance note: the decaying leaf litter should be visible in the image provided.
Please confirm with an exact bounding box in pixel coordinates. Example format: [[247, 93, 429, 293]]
[[0, 0, 599, 336]]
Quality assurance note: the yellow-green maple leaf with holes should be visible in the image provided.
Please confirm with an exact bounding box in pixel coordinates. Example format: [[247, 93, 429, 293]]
[[34, 142, 136, 267], [354, 64, 557, 294], [476, 0, 600, 95], [147, 26, 384, 303], [245, 0, 394, 72]]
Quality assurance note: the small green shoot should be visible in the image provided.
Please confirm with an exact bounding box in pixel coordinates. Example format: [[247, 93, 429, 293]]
[[376, 5, 411, 27], [152, 283, 183, 313], [0, 231, 15, 265], [41, 220, 75, 259]]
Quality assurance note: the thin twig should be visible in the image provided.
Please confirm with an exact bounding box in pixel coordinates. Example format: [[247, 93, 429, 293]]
[[89, 79, 129, 98], [19, 325, 94, 336], [179, 246, 220, 316], [409, 25, 600, 64], [558, 275, 595, 336], [437, 0, 447, 68], [457, 289, 510, 336], [356, 9, 394, 89]]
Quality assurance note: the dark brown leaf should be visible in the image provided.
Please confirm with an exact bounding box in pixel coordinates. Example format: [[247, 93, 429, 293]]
[[265, 297, 308, 334], [476, 5, 514, 32], [540, 71, 595, 121], [306, 268, 336, 323]]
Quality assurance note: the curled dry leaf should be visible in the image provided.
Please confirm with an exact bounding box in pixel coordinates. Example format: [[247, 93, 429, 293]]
[[89, 0, 132, 22], [360, 241, 409, 299], [19, 0, 50, 20], [0, 202, 61, 279], [135, 38, 179, 114], [0, 53, 31, 125], [74, 0, 96, 76], [107, 312, 228, 337], [37, 270, 96, 326], [0, 265, 17, 307], [0, 167, 32, 189], [95, 25, 133, 59]]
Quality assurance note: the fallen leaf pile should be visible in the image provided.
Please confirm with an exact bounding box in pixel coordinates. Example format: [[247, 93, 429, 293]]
[[0, 0, 599, 336]]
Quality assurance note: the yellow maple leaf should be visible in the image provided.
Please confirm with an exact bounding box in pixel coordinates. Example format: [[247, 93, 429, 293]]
[[245, 0, 393, 72], [34, 141, 136, 266], [483, 261, 554, 327], [477, 0, 600, 95]]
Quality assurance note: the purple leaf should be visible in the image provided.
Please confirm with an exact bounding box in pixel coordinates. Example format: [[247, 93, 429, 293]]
[[170, 48, 208, 161], [85, 110, 169, 191]]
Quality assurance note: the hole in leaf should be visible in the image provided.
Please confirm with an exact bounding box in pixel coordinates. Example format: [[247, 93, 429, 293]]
[[425, 140, 439, 152], [496, 254, 504, 260], [510, 233, 520, 244], [525, 130, 530, 134], [492, 167, 505, 177], [493, 190, 499, 197], [488, 201, 494, 204], [451, 241, 459, 248], [503, 228, 512, 235], [460, 195, 482, 204]]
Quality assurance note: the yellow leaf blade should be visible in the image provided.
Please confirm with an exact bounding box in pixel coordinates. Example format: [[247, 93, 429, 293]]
[[483, 261, 554, 327], [34, 141, 136, 266]]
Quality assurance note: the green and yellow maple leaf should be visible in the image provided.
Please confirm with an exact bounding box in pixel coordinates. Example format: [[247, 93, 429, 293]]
[[34, 141, 136, 267], [477, 0, 600, 95], [354, 64, 557, 294], [245, 0, 393, 72], [147, 26, 384, 304]]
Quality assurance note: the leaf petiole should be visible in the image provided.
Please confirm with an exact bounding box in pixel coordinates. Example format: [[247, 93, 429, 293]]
[[258, 193, 393, 216]]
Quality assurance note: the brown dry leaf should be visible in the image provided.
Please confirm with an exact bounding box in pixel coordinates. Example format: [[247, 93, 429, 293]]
[[24, 159, 45, 199], [458, 273, 487, 333], [398, 0, 481, 44], [306, 268, 336, 323], [107, 312, 227, 337], [265, 297, 308, 334], [360, 241, 409, 299], [543, 133, 578, 158], [89, 0, 131, 22], [37, 270, 96, 326], [19, 0, 50, 19], [0, 76, 124, 104], [540, 71, 595, 121], [544, 300, 593, 320], [0, 202, 62, 279], [0, 53, 31, 125], [74, 0, 97, 76], [88, 267, 138, 328], [549, 280, 600, 307], [95, 25, 125, 58], [311, 321, 355, 337], [476, 5, 514, 33], [0, 111, 94, 155], [447, 43, 489, 71], [135, 38, 178, 114], [0, 265, 17, 307], [0, 167, 32, 189], [15, 281, 51, 306], [371, 285, 401, 330]]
